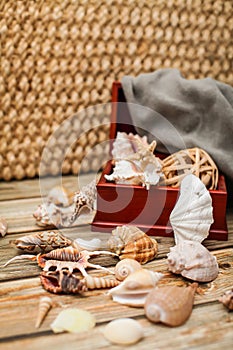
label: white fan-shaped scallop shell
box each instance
[167,240,219,282]
[108,269,164,307]
[170,174,213,243]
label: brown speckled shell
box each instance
[107,226,158,264]
[144,283,198,327]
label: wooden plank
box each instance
[0,248,232,339]
[0,174,95,201]
[0,301,232,349]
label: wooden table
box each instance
[0,174,233,350]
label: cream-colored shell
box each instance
[170,174,213,243]
[114,259,142,281]
[35,296,53,328]
[144,283,198,327]
[82,275,120,290]
[0,217,8,237]
[103,318,143,345]
[73,238,102,251]
[167,240,219,282]
[47,185,74,207]
[108,269,164,307]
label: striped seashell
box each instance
[10,231,72,253]
[115,259,142,281]
[144,283,198,327]
[40,270,88,294]
[35,296,53,328]
[82,275,120,290]
[107,226,158,264]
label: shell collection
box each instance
[144,283,198,327]
[107,225,158,264]
[219,289,233,311]
[105,132,163,189]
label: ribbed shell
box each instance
[10,231,72,253]
[40,270,88,294]
[38,246,81,267]
[107,226,158,264]
[167,240,219,282]
[83,275,120,290]
[170,174,213,244]
[144,283,198,326]
[35,296,53,328]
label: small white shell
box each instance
[103,318,143,345]
[50,308,96,333]
[170,174,213,243]
[114,258,142,281]
[73,238,102,251]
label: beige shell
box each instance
[167,240,219,282]
[107,226,158,264]
[170,174,213,244]
[71,179,97,222]
[82,275,120,290]
[144,283,198,327]
[108,269,164,307]
[0,217,8,237]
[72,238,102,251]
[10,231,72,253]
[114,259,142,281]
[47,185,74,207]
[35,296,53,328]
[103,318,143,345]
[33,202,74,228]
[219,289,233,311]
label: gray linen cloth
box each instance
[121,69,233,182]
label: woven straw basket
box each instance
[1,0,232,180]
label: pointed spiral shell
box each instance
[83,275,120,290]
[114,259,142,281]
[35,296,53,328]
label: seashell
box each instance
[219,288,233,311]
[108,269,164,307]
[33,203,74,228]
[50,308,96,333]
[103,318,144,345]
[47,185,74,207]
[82,275,120,290]
[0,217,8,237]
[111,132,136,160]
[170,174,213,244]
[105,159,145,186]
[73,238,102,251]
[35,296,53,328]
[144,283,198,327]
[3,246,117,277]
[40,270,88,294]
[167,240,219,282]
[10,231,72,253]
[107,225,158,264]
[71,179,97,222]
[114,258,142,281]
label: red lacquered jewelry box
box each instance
[91,82,228,240]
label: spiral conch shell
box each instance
[167,240,219,282]
[35,296,53,328]
[144,283,198,327]
[108,269,164,307]
[107,226,158,264]
[170,174,213,244]
[114,259,142,281]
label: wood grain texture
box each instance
[0,175,232,349]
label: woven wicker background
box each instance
[1,0,232,180]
